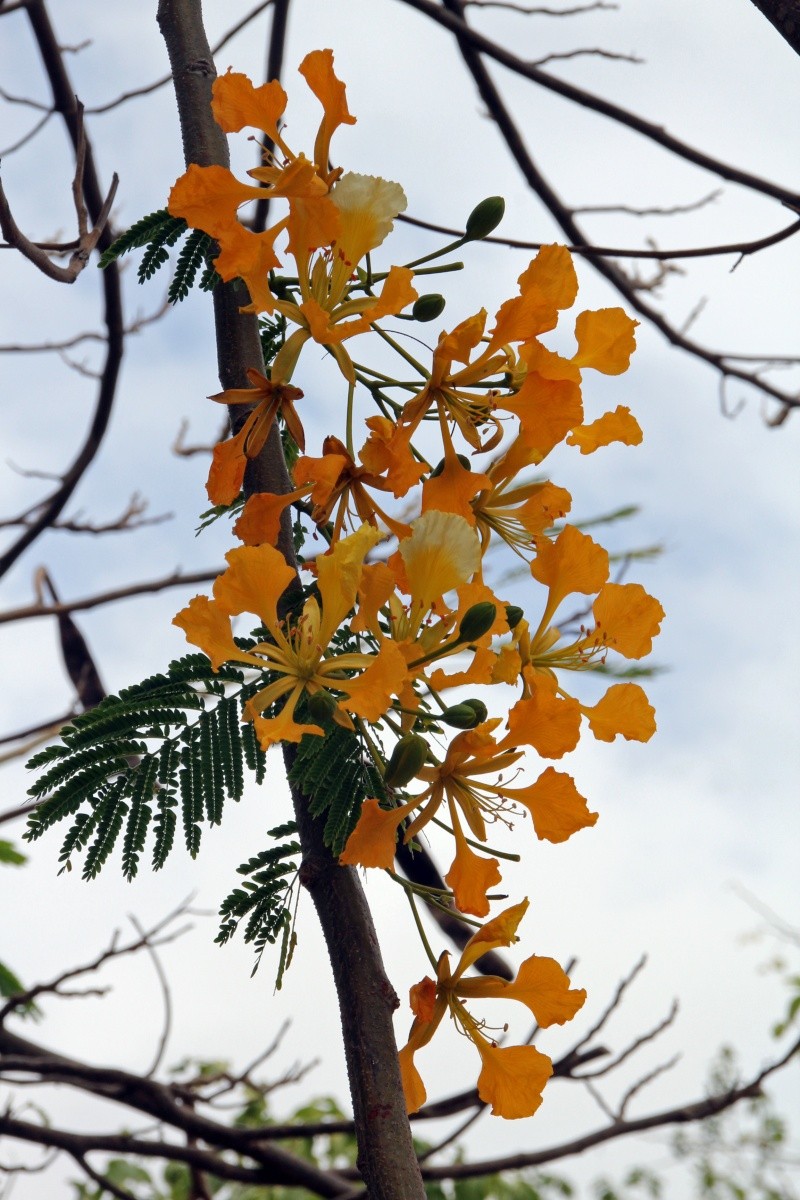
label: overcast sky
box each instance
[1,1,798,1194]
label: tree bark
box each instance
[748,0,800,57]
[156,3,425,1194]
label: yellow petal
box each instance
[400,511,481,612]
[206,424,249,506]
[455,899,530,976]
[316,524,385,645]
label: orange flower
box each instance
[341,719,596,915]
[398,900,586,1118]
[173,525,407,749]
[205,369,304,506]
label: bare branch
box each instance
[530,47,643,67]
[0,109,53,156]
[573,189,723,216]
[395,0,800,208]
[0,299,169,354]
[464,1,619,13]
[85,0,276,115]
[0,567,222,627]
[0,105,118,283]
[617,1053,681,1119]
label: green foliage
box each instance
[24,652,267,881]
[0,838,26,866]
[98,208,220,299]
[287,713,386,857]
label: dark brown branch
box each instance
[155,2,425,1195]
[0,568,222,627]
[419,1032,800,1182]
[0,105,118,282]
[252,0,291,234]
[748,0,800,57]
[0,0,125,579]
[433,0,799,416]
[399,209,800,261]
[395,0,800,208]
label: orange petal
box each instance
[211,70,288,139]
[172,595,264,672]
[583,682,656,742]
[213,543,296,634]
[338,639,408,722]
[168,163,262,237]
[422,451,491,525]
[360,416,427,498]
[338,797,408,869]
[461,956,586,1027]
[530,524,609,615]
[398,1043,428,1115]
[456,899,530,976]
[409,976,438,1021]
[572,308,638,375]
[502,373,583,462]
[514,767,598,843]
[444,823,502,918]
[516,483,572,536]
[502,676,581,759]
[298,48,357,175]
[488,245,577,350]
[592,582,665,659]
[206,425,249,506]
[233,490,303,546]
[213,221,283,314]
[249,702,323,751]
[475,1041,553,1119]
[567,405,643,454]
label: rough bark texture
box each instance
[748,0,800,56]
[156,3,426,1194]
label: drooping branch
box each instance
[430,0,799,418]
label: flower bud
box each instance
[464,196,505,241]
[412,294,446,323]
[306,691,338,724]
[441,703,481,729]
[463,698,488,723]
[384,733,429,788]
[505,605,524,630]
[458,602,497,642]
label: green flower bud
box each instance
[306,691,338,724]
[458,602,497,642]
[505,605,524,630]
[384,733,429,788]
[463,698,488,724]
[464,196,506,241]
[441,703,481,730]
[412,294,446,323]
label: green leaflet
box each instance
[24,652,267,881]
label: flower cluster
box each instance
[171,51,663,1120]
